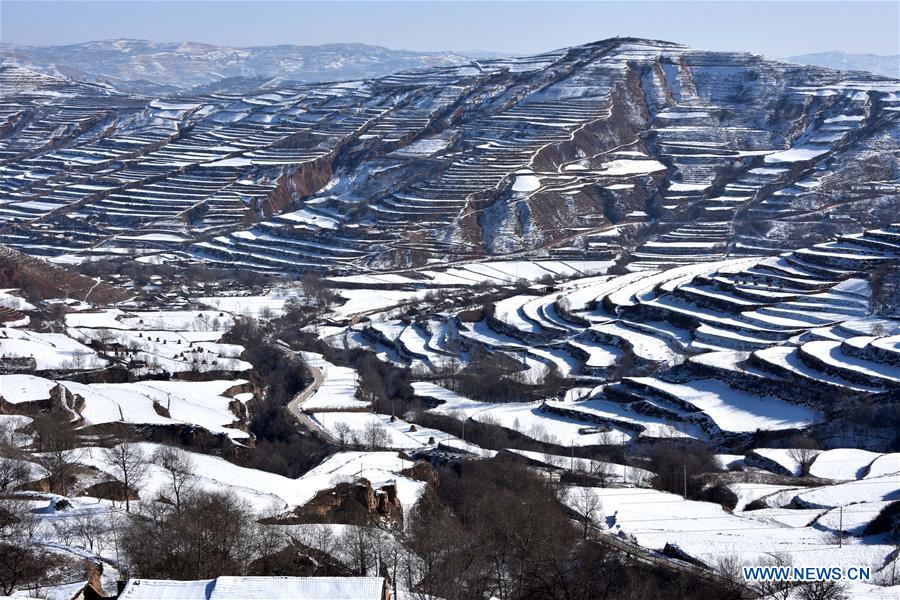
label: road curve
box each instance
[286,364,337,444]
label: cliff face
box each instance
[261,155,335,218]
[290,479,404,527]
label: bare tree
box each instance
[569,487,603,539]
[0,498,53,594]
[713,554,755,600]
[590,461,614,488]
[333,422,352,450]
[0,422,30,492]
[301,272,338,310]
[787,436,820,477]
[33,412,80,496]
[53,510,106,555]
[153,446,196,513]
[102,441,148,512]
[797,580,847,600]
[122,489,260,578]
[754,553,798,600]
[362,421,390,450]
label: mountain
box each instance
[0,37,898,274]
[0,39,481,93]
[1,37,899,598]
[784,51,899,78]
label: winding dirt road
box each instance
[286,364,337,443]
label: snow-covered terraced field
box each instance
[3,37,896,275]
[564,485,900,585]
[330,225,899,449]
[1,36,899,597]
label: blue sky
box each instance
[2,1,898,57]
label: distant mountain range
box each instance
[3,41,896,95]
[0,39,490,94]
[784,51,899,78]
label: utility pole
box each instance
[683,464,687,500]
[571,442,574,471]
[622,432,627,484]
[839,506,843,548]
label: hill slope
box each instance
[785,51,899,78]
[0,39,480,93]
[0,38,897,274]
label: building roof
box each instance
[118,577,385,600]
[118,579,212,600]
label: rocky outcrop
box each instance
[289,478,404,527]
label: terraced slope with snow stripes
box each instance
[326,226,899,446]
[2,38,897,271]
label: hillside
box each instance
[0,37,897,276]
[0,37,899,599]
[785,51,899,79]
[0,39,480,93]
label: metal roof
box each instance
[118,577,385,600]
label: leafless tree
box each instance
[123,489,262,578]
[153,446,196,513]
[590,461,614,487]
[362,421,390,450]
[102,441,148,512]
[0,498,54,594]
[787,436,820,477]
[754,553,798,600]
[333,422,352,450]
[33,412,80,496]
[796,580,847,600]
[0,423,29,492]
[713,554,755,600]
[570,487,603,539]
[53,510,106,555]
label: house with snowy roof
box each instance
[115,576,389,600]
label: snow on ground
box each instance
[764,147,830,163]
[414,382,632,446]
[727,482,802,511]
[0,374,57,403]
[0,288,35,310]
[81,444,425,517]
[512,173,541,192]
[750,448,809,477]
[311,408,494,457]
[60,307,251,376]
[60,379,251,440]
[599,159,666,176]
[299,351,368,411]
[332,289,433,318]
[0,327,106,370]
[816,501,895,536]
[792,475,899,508]
[198,291,301,319]
[506,449,654,485]
[328,260,612,288]
[0,414,34,447]
[808,449,883,481]
[548,397,700,441]
[564,486,898,574]
[470,401,624,447]
[412,381,494,418]
[865,453,900,479]
[627,378,819,432]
